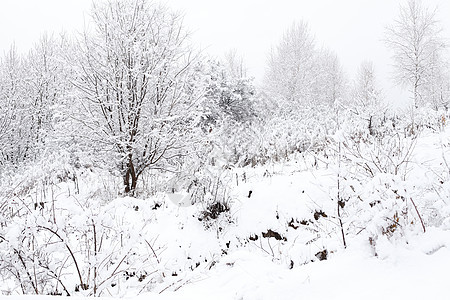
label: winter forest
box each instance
[1,0,450,298]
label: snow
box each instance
[2,0,450,297]
[2,229,450,300]
[3,127,450,299]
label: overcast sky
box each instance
[0,0,449,104]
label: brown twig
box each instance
[410,198,426,233]
[38,225,86,289]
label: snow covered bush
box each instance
[0,153,158,296]
[197,59,261,167]
[318,105,449,249]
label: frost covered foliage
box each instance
[199,59,260,167]
[0,155,163,296]
[125,58,255,207]
[0,38,69,167]
[0,153,227,296]
[326,107,450,243]
[259,104,336,163]
[174,60,261,205]
[202,60,256,125]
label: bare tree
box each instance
[316,48,346,106]
[385,0,446,108]
[223,49,246,79]
[353,61,381,108]
[264,21,316,107]
[0,36,70,168]
[0,46,30,165]
[264,22,346,111]
[70,0,203,194]
[422,52,450,110]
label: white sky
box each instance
[1,0,449,104]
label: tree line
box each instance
[0,0,448,194]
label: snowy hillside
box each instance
[2,126,450,299]
[2,0,450,299]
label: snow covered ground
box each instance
[148,230,450,300]
[2,127,450,299]
[2,229,450,300]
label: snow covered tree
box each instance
[353,61,381,108]
[315,48,346,106]
[264,21,346,111]
[189,59,259,169]
[0,46,31,165]
[385,0,446,108]
[223,49,246,79]
[261,22,346,161]
[421,52,450,110]
[25,35,71,154]
[348,61,387,136]
[70,0,203,194]
[203,60,255,126]
[265,21,316,108]
[0,36,69,168]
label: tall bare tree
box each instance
[316,48,346,106]
[223,49,246,79]
[353,61,381,108]
[385,0,446,108]
[265,21,316,107]
[264,21,345,112]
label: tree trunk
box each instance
[123,158,138,195]
[124,169,131,194]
